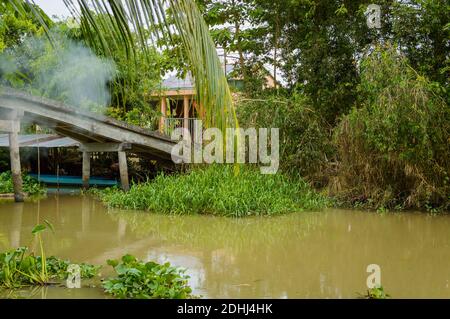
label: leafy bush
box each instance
[103,254,192,299]
[94,165,329,216]
[236,93,334,187]
[332,45,450,211]
[0,171,46,196]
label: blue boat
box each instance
[28,174,119,187]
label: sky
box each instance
[33,0,72,19]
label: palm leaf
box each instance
[8,0,237,131]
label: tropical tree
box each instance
[0,0,51,51]
[7,0,236,131]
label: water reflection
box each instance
[0,195,449,298]
[10,203,23,248]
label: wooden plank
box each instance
[80,143,132,153]
[159,96,167,133]
[183,95,190,129]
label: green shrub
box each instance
[236,93,334,187]
[0,171,46,196]
[103,254,192,299]
[95,165,329,217]
[332,45,450,211]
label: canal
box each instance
[0,195,449,298]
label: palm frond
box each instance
[8,0,237,131]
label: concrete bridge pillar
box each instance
[118,151,129,191]
[9,125,23,202]
[0,110,24,202]
[80,143,131,192]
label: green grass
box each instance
[94,165,329,217]
[0,171,46,196]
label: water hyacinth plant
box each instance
[103,254,193,299]
[0,222,99,289]
[0,171,46,196]
[94,165,329,217]
[0,248,100,289]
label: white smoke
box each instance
[0,30,116,113]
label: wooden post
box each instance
[159,96,167,133]
[9,123,23,202]
[82,151,90,189]
[118,151,129,191]
[198,101,204,121]
[183,95,189,130]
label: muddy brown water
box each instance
[0,195,449,299]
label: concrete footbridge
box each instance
[0,88,177,201]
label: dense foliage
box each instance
[332,46,450,211]
[199,0,449,119]
[103,254,193,299]
[237,93,334,187]
[94,165,328,216]
[0,171,46,196]
[0,0,51,52]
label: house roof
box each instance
[156,62,282,96]
[160,65,238,91]
[161,73,195,90]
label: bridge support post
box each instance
[118,151,129,191]
[82,151,90,189]
[9,123,24,202]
